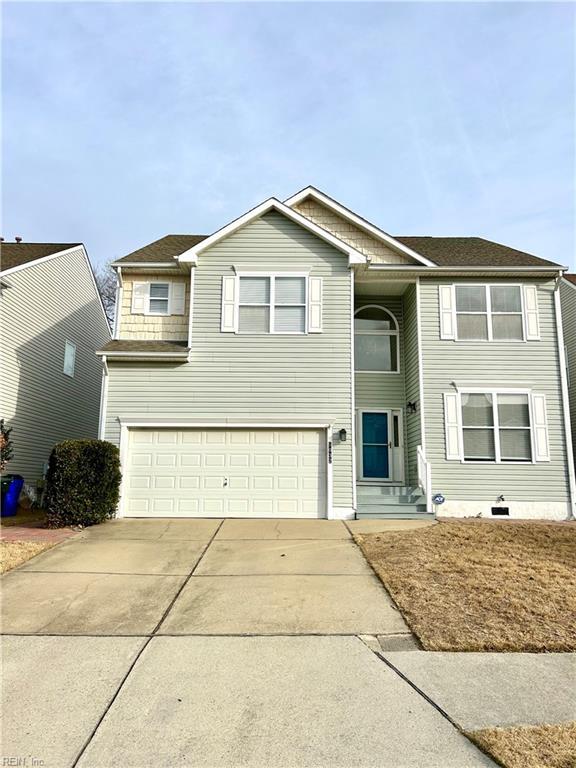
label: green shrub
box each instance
[45,440,121,528]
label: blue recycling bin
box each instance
[1,474,24,517]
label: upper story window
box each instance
[238,275,307,334]
[456,285,523,341]
[63,340,76,377]
[354,306,399,372]
[130,281,186,316]
[461,392,532,462]
[439,284,540,342]
[149,283,170,315]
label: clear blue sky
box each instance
[3,2,575,268]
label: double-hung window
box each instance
[148,283,170,315]
[455,285,524,341]
[461,392,532,462]
[238,275,307,334]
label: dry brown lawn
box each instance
[0,540,56,573]
[468,722,576,768]
[355,520,576,651]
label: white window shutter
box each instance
[131,282,149,314]
[221,276,237,332]
[523,285,540,340]
[531,393,550,461]
[308,276,323,333]
[439,285,455,339]
[444,392,462,460]
[171,282,186,315]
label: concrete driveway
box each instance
[1,518,500,767]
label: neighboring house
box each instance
[560,274,576,468]
[1,242,111,486]
[98,188,575,521]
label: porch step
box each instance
[356,503,432,520]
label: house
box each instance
[1,242,111,487]
[97,188,575,521]
[560,274,576,469]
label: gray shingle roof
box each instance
[563,273,576,285]
[114,235,206,264]
[1,242,81,272]
[114,232,561,269]
[99,340,188,354]
[395,237,561,268]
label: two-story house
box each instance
[98,188,575,521]
[1,242,111,487]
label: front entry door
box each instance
[359,411,391,480]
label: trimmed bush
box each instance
[45,440,121,528]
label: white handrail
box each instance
[417,445,432,514]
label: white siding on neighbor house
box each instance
[105,211,354,510]
[419,277,571,515]
[0,248,111,482]
[560,279,576,464]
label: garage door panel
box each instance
[125,429,326,518]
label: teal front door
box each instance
[360,411,391,480]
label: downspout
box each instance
[553,273,576,520]
[98,355,109,440]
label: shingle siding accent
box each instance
[294,199,413,265]
[0,247,110,481]
[560,279,576,465]
[119,272,190,341]
[419,277,570,507]
[105,211,354,509]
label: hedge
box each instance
[45,440,121,528]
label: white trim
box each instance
[367,265,566,272]
[329,507,355,520]
[554,283,576,518]
[284,186,437,267]
[416,279,426,454]
[354,304,400,372]
[111,262,182,269]
[357,409,393,481]
[116,422,332,520]
[326,429,334,519]
[187,266,196,348]
[113,267,123,339]
[119,418,332,428]
[98,356,109,439]
[96,350,188,360]
[177,197,366,266]
[350,272,357,512]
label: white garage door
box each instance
[124,428,327,518]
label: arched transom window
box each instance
[354,305,399,372]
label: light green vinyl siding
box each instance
[402,284,421,486]
[420,277,570,502]
[105,211,354,508]
[0,248,111,481]
[560,279,576,463]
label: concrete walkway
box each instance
[2,518,569,767]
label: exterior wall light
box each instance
[339,428,347,442]
[407,401,417,414]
